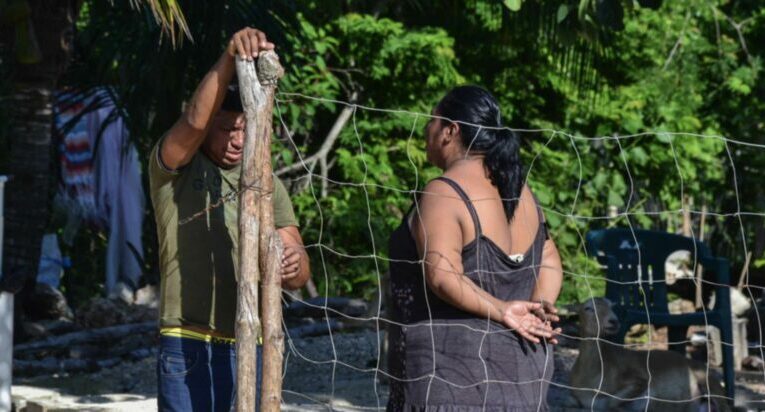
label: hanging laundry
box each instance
[54,93,100,227]
[36,233,70,289]
[92,100,145,293]
[54,88,145,294]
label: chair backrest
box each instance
[585,228,713,314]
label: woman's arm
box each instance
[531,237,563,306]
[412,180,555,343]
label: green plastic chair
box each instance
[585,228,735,400]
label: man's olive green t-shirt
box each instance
[149,141,297,337]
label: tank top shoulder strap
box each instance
[433,177,483,236]
[528,189,550,241]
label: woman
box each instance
[387,86,564,411]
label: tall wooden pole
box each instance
[255,52,286,412]
[235,50,284,412]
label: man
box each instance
[149,27,310,411]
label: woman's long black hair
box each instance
[436,85,523,222]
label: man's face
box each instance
[202,110,246,168]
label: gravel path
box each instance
[12,331,765,411]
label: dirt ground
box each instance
[11,330,765,411]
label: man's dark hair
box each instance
[220,81,243,113]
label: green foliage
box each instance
[61,0,764,306]
[503,0,523,13]
[275,13,462,298]
[275,0,763,303]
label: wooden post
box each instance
[695,203,707,309]
[737,251,752,290]
[254,52,285,412]
[235,51,284,412]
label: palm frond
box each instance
[128,0,192,47]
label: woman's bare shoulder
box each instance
[420,178,461,205]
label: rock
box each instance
[22,401,48,412]
[24,283,73,321]
[134,284,158,308]
[626,323,648,338]
[21,322,49,340]
[742,355,765,371]
[107,281,135,305]
[75,297,156,329]
[668,298,695,314]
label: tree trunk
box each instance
[0,1,79,293]
[1,87,52,293]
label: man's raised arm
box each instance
[160,27,274,170]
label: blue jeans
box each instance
[157,336,262,411]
